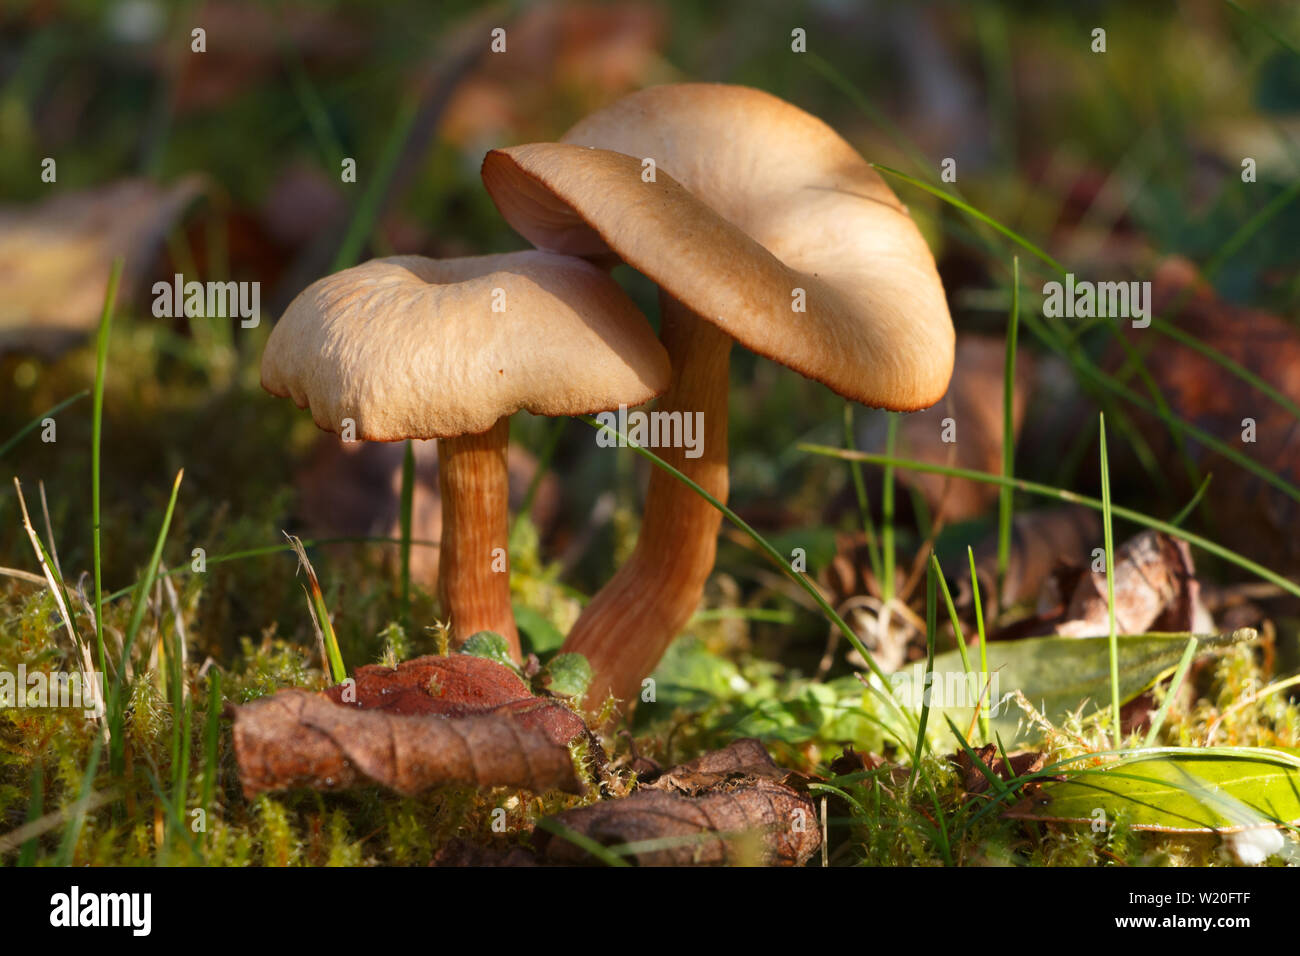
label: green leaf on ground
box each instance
[1007,748,1300,832]
[886,630,1256,745]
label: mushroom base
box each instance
[438,418,521,660]
[562,294,731,715]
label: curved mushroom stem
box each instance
[437,417,521,660]
[562,292,730,715]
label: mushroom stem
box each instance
[437,417,521,660]
[562,293,731,713]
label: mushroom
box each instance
[261,251,670,661]
[480,83,954,709]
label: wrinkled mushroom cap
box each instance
[262,251,670,441]
[481,83,954,411]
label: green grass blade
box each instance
[535,817,629,867]
[1099,414,1121,743]
[1022,309,1300,505]
[908,558,939,792]
[1225,0,1300,57]
[968,546,991,740]
[1169,474,1213,528]
[101,533,442,602]
[0,390,89,459]
[872,164,1065,274]
[201,668,222,817]
[842,403,883,587]
[998,256,1020,608]
[92,257,125,699]
[931,554,973,672]
[108,469,184,771]
[1144,636,1198,747]
[1151,317,1300,422]
[881,414,898,603]
[287,534,347,683]
[807,55,940,183]
[932,554,979,743]
[886,161,1300,434]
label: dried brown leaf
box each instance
[539,738,820,866]
[1055,530,1204,636]
[232,689,584,798]
[0,178,203,357]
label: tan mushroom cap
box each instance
[261,251,670,441]
[480,83,955,411]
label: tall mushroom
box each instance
[481,84,954,709]
[261,251,670,661]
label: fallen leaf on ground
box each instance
[432,738,821,866]
[535,738,820,866]
[233,691,584,797]
[232,654,593,798]
[432,839,541,867]
[1054,530,1207,637]
[1004,749,1300,833]
[0,178,203,357]
[323,653,591,750]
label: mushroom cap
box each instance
[480,83,954,411]
[261,251,670,441]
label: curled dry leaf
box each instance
[537,738,821,866]
[1054,529,1207,637]
[322,654,591,750]
[232,655,592,798]
[431,739,820,866]
[233,691,584,797]
[0,178,203,357]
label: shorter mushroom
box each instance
[262,251,670,660]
